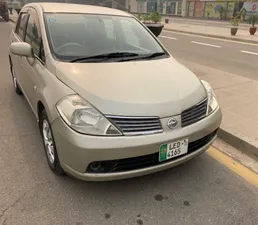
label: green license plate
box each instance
[159,139,188,162]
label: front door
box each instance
[22,8,46,115]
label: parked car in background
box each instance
[11,0,22,14]
[9,3,222,181]
[0,0,9,21]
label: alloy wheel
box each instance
[42,119,55,164]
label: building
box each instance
[128,0,258,19]
[184,1,258,19]
[128,0,184,15]
[7,0,257,19]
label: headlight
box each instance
[56,95,121,136]
[201,80,218,115]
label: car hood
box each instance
[55,58,207,117]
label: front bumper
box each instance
[51,107,222,181]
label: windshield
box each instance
[44,13,167,62]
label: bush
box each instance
[137,14,142,21]
[218,6,225,20]
[150,12,161,23]
[143,13,151,22]
[248,15,258,27]
[138,12,162,24]
[230,16,239,26]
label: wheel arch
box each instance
[37,98,58,125]
[37,101,45,121]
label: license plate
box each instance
[159,139,188,162]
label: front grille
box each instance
[86,130,217,173]
[181,98,208,127]
[106,116,163,135]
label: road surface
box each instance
[0,19,258,225]
[159,30,258,81]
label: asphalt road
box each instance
[159,30,258,80]
[1,20,258,225]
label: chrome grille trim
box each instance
[106,115,163,136]
[181,98,208,127]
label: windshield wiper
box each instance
[117,52,167,62]
[70,52,139,63]
[142,52,167,59]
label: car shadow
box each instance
[55,153,211,199]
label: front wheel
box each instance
[39,109,64,175]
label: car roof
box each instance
[31,2,132,16]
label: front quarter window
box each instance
[15,12,29,40]
[44,13,167,62]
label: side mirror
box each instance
[10,42,34,58]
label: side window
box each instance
[15,13,29,40]
[25,9,45,61]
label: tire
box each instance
[39,109,64,175]
[10,63,23,95]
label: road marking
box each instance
[191,41,221,48]
[207,146,258,187]
[241,50,258,56]
[159,35,178,40]
[162,30,258,47]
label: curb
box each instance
[163,28,258,45]
[218,127,258,159]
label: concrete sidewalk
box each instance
[161,16,250,27]
[163,22,258,44]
